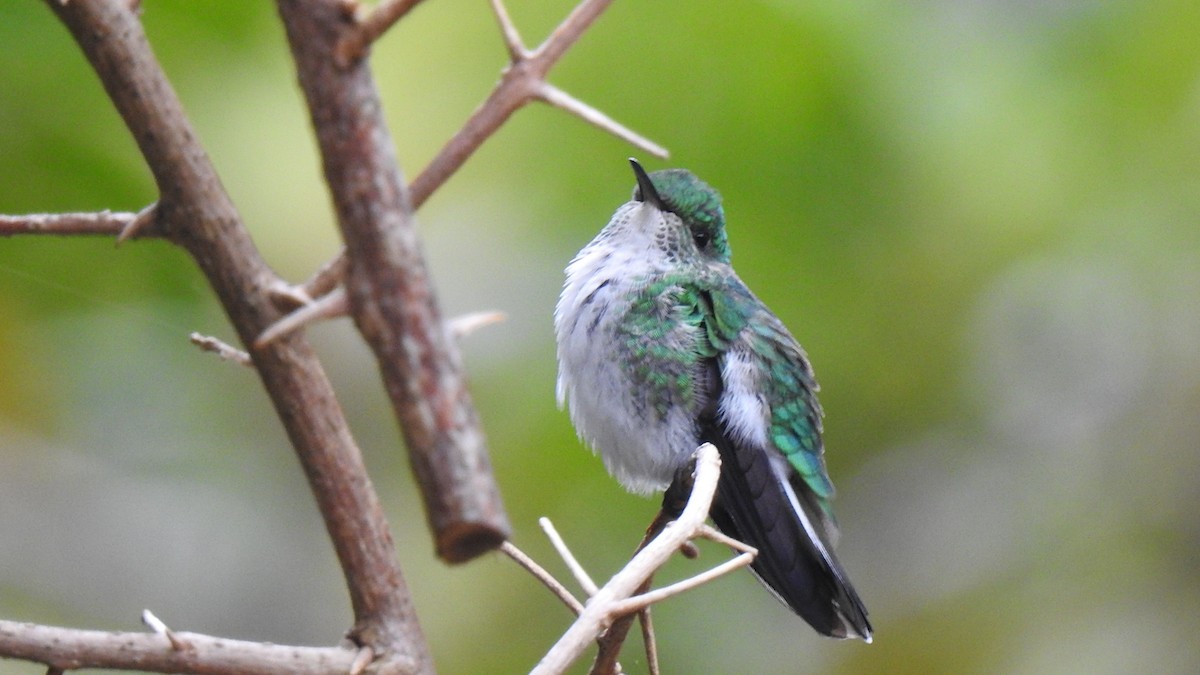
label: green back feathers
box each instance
[749,317,836,513]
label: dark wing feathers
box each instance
[686,276,871,640]
[702,410,871,640]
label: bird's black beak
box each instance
[629,158,665,210]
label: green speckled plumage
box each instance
[618,269,835,513]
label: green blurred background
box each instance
[2,1,1198,673]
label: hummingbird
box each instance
[554,159,872,641]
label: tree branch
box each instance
[275,0,512,565]
[0,208,149,238]
[530,444,740,675]
[408,0,666,210]
[40,0,432,670]
[260,0,666,346]
[0,619,362,675]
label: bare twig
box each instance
[534,82,668,158]
[591,575,652,675]
[0,209,145,238]
[190,332,253,367]
[540,517,599,596]
[500,540,586,616]
[532,444,729,675]
[0,619,362,675]
[640,608,660,675]
[611,549,756,617]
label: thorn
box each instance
[535,83,668,159]
[189,332,253,367]
[489,0,530,61]
[141,609,188,651]
[448,310,506,339]
[116,202,159,244]
[348,645,375,675]
[254,286,348,348]
[679,541,700,559]
[301,252,348,301]
[268,280,315,310]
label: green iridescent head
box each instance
[629,159,730,263]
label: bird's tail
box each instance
[707,434,872,641]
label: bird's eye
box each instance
[693,231,711,250]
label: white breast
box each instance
[554,203,701,494]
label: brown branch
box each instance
[259,0,664,347]
[275,0,511,564]
[0,619,360,675]
[0,208,145,238]
[500,540,587,616]
[408,0,666,210]
[41,0,431,671]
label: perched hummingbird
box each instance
[554,159,872,641]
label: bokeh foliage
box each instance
[2,1,1198,673]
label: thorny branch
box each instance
[3,0,670,672]
[505,445,757,675]
[0,207,152,238]
[0,618,360,675]
[269,0,668,332]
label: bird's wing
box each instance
[692,277,872,641]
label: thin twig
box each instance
[300,251,349,301]
[500,540,586,616]
[611,551,757,617]
[532,444,724,675]
[0,209,145,238]
[590,575,651,675]
[116,202,160,243]
[0,618,361,675]
[540,516,599,596]
[189,332,253,367]
[489,0,529,61]
[535,82,668,158]
[640,607,659,675]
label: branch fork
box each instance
[502,445,758,675]
[256,0,668,348]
